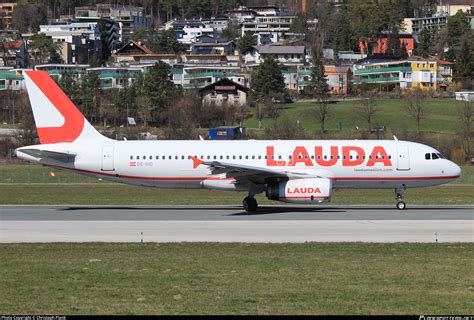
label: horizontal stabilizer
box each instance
[17,148,76,162]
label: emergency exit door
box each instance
[101,146,115,171]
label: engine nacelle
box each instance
[266,178,332,204]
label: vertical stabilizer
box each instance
[23,70,109,144]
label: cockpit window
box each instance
[437,153,445,159]
[425,153,431,160]
[432,153,439,160]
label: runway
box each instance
[1,205,473,243]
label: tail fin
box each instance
[23,70,109,144]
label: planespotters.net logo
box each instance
[420,316,474,320]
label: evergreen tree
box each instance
[237,33,257,53]
[416,28,434,57]
[251,57,285,102]
[147,29,186,53]
[455,35,473,89]
[144,61,181,124]
[309,57,330,134]
[309,57,329,102]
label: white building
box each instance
[243,45,306,66]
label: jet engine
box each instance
[266,178,332,204]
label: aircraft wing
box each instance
[202,160,319,184]
[17,148,76,163]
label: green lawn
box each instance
[1,164,473,205]
[0,243,472,315]
[243,98,467,134]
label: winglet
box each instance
[190,156,204,169]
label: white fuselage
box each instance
[18,139,461,191]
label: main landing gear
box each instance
[395,187,406,210]
[243,196,258,212]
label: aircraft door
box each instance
[101,145,115,171]
[397,144,410,171]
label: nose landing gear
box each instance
[395,187,406,210]
[243,196,258,212]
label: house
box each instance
[181,65,247,89]
[190,36,236,55]
[39,23,103,64]
[289,65,351,94]
[199,78,250,107]
[352,56,454,91]
[0,41,24,67]
[75,5,152,43]
[241,15,296,45]
[0,2,16,29]
[358,34,415,55]
[243,45,306,66]
[164,20,216,44]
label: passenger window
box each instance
[130,156,133,160]
[432,153,439,160]
[233,156,236,159]
[175,156,178,160]
[388,155,391,159]
[239,156,242,159]
[137,156,140,160]
[169,156,172,160]
[220,156,223,160]
[149,156,152,160]
[425,153,431,160]
[213,156,217,160]
[258,155,261,159]
[245,156,249,159]
[156,156,159,160]
[143,155,146,159]
[252,156,255,159]
[207,156,210,159]
[226,155,230,159]
[182,156,185,160]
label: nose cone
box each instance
[449,162,461,178]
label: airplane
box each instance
[15,70,461,212]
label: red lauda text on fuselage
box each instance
[287,187,321,194]
[266,146,392,167]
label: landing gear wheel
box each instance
[243,196,258,212]
[395,186,407,210]
[396,201,406,210]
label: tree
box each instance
[457,101,473,161]
[58,71,80,105]
[308,56,330,134]
[164,95,199,139]
[447,10,469,48]
[405,89,428,134]
[29,33,61,66]
[454,34,473,89]
[236,33,257,53]
[147,29,186,53]
[251,57,286,102]
[12,1,47,33]
[265,114,306,140]
[354,95,378,132]
[144,61,181,124]
[416,28,434,57]
[79,71,101,123]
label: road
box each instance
[1,205,472,243]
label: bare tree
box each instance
[405,89,428,134]
[458,100,473,161]
[265,114,306,140]
[165,94,199,140]
[354,95,379,132]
